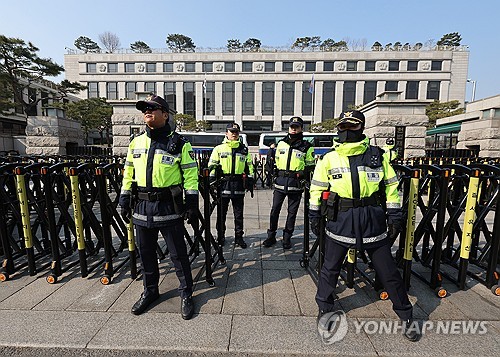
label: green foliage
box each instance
[0,35,86,117]
[371,41,382,51]
[242,38,261,52]
[437,32,462,47]
[130,41,152,53]
[425,100,465,128]
[320,38,336,51]
[166,34,196,52]
[64,98,113,144]
[174,113,211,132]
[310,118,339,133]
[74,36,101,53]
[292,37,311,51]
[227,39,242,52]
[309,36,321,49]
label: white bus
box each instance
[258,132,337,156]
[180,132,248,152]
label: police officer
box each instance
[309,110,419,341]
[263,116,315,249]
[208,122,254,248]
[119,95,198,320]
[383,137,398,162]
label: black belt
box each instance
[338,195,379,210]
[277,170,302,178]
[222,174,243,181]
[137,191,171,202]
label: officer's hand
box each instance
[388,221,403,242]
[120,207,132,224]
[184,208,198,224]
[310,218,321,236]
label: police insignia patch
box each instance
[189,151,195,160]
[161,155,174,165]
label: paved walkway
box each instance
[0,189,499,356]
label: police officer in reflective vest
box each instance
[309,110,419,341]
[119,95,198,320]
[208,122,254,248]
[383,137,398,162]
[263,116,315,249]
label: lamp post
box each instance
[467,79,476,102]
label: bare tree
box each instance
[98,31,121,53]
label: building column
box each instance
[274,81,283,123]
[355,81,364,107]
[334,81,344,118]
[215,81,223,118]
[420,81,428,100]
[176,82,184,114]
[441,81,450,101]
[314,81,324,124]
[235,81,243,125]
[195,82,203,120]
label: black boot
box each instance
[235,236,247,248]
[181,296,194,320]
[403,319,421,342]
[263,232,276,247]
[131,291,159,315]
[282,236,292,249]
[218,234,226,247]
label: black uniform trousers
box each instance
[268,190,302,241]
[216,196,244,238]
[135,222,193,299]
[316,238,413,321]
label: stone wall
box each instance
[457,118,500,158]
[25,116,83,155]
[361,97,430,158]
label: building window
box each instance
[347,61,357,71]
[406,81,419,99]
[262,82,275,115]
[282,81,295,116]
[41,91,49,107]
[427,81,440,100]
[203,62,213,72]
[26,88,37,116]
[363,81,377,104]
[125,82,136,99]
[164,82,176,110]
[242,82,254,115]
[305,61,316,72]
[431,60,442,71]
[323,61,334,71]
[185,62,195,72]
[242,62,253,72]
[86,63,96,73]
[145,82,156,93]
[108,63,118,73]
[125,63,135,73]
[183,82,195,116]
[389,61,400,71]
[146,63,156,72]
[87,82,99,98]
[342,81,356,111]
[265,62,275,72]
[365,61,375,71]
[224,62,235,72]
[283,62,293,72]
[106,82,118,100]
[203,82,215,115]
[407,60,418,71]
[302,82,313,115]
[222,82,235,115]
[163,63,173,72]
[385,81,398,91]
[322,81,335,119]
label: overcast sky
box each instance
[1,0,498,101]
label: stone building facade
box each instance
[64,46,469,149]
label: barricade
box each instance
[301,160,500,298]
[0,154,225,289]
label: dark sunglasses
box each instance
[141,105,162,113]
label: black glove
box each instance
[184,194,199,224]
[120,207,132,224]
[388,221,403,242]
[246,177,255,198]
[311,218,321,236]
